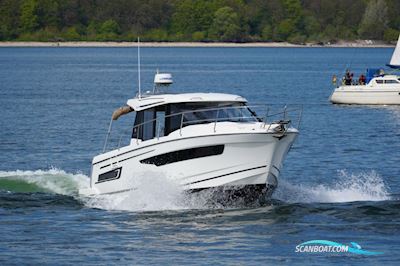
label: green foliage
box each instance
[283,0,303,24]
[96,19,120,40]
[275,19,296,41]
[288,33,306,44]
[171,0,216,36]
[36,0,59,29]
[63,27,80,41]
[261,25,272,41]
[0,0,399,43]
[86,21,99,38]
[209,6,242,42]
[0,0,21,40]
[303,15,320,36]
[192,31,206,41]
[358,0,389,39]
[384,28,400,42]
[100,19,120,35]
[144,29,169,41]
[20,0,39,33]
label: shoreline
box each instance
[0,41,394,48]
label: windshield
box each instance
[168,102,259,132]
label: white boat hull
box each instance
[330,85,400,105]
[80,122,298,198]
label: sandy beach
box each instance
[0,40,395,48]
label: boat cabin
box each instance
[372,76,400,85]
[126,93,258,141]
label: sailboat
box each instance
[330,35,400,105]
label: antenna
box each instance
[137,37,141,99]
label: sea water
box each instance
[0,47,399,264]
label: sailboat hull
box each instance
[330,85,400,105]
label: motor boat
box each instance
[330,35,400,105]
[79,70,300,201]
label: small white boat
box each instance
[330,35,400,105]
[79,71,301,201]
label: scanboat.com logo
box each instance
[295,240,383,255]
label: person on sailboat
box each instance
[344,69,353,85]
[358,74,366,85]
[332,74,337,87]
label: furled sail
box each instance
[112,106,133,120]
[388,34,400,69]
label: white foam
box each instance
[0,168,391,211]
[83,172,191,211]
[273,170,391,203]
[0,168,208,211]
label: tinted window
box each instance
[133,107,165,141]
[140,145,224,166]
[165,102,258,135]
[384,80,399,84]
[376,80,383,84]
[97,167,122,183]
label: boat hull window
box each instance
[140,145,224,166]
[97,167,122,183]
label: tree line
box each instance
[1,0,399,43]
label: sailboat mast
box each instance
[137,37,142,99]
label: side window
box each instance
[376,80,383,84]
[132,108,156,141]
[384,80,400,84]
[165,104,183,135]
[142,110,155,140]
[132,111,143,139]
[156,111,165,137]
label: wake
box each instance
[0,168,392,211]
[273,170,390,203]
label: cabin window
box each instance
[384,80,399,84]
[132,102,259,140]
[376,80,384,84]
[156,111,165,137]
[132,107,166,141]
[140,145,224,166]
[164,102,258,135]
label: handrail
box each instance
[103,104,303,152]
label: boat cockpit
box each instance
[131,101,260,141]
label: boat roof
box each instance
[127,93,247,111]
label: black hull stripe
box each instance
[119,150,155,163]
[96,183,269,196]
[186,165,267,185]
[94,132,297,166]
[99,150,154,168]
[100,188,132,195]
[189,183,267,193]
